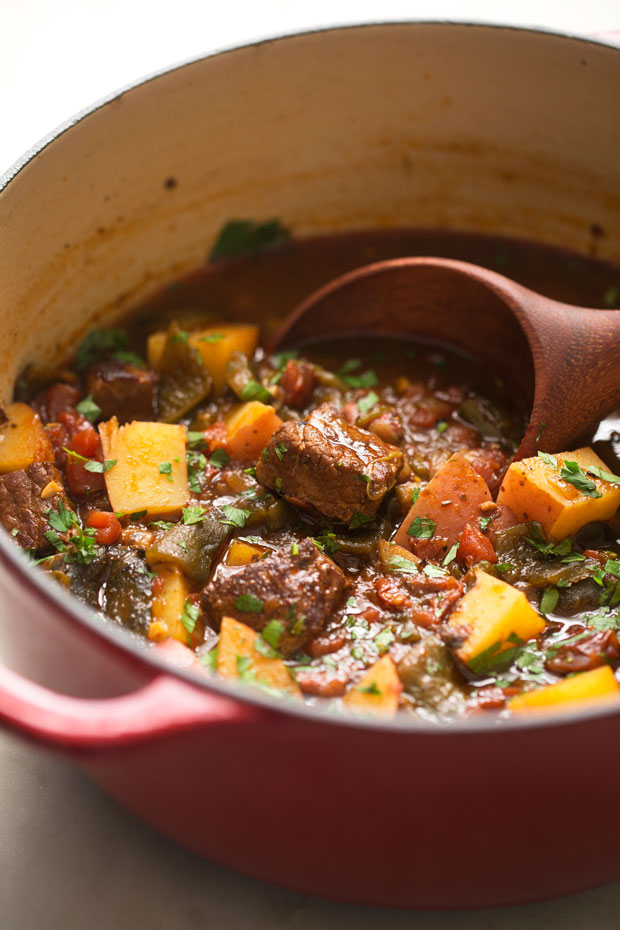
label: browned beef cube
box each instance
[203,537,346,656]
[256,404,404,523]
[85,359,158,422]
[0,463,69,550]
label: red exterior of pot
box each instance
[2,546,620,908]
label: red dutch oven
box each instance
[1,23,620,909]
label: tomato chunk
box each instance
[86,510,122,545]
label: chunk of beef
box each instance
[85,358,158,422]
[256,404,404,523]
[203,537,346,656]
[0,463,69,549]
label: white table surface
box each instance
[1,3,620,927]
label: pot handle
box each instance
[0,664,261,752]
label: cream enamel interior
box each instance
[0,23,619,404]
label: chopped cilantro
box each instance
[182,506,207,525]
[357,391,379,415]
[559,460,602,498]
[74,328,128,370]
[539,586,559,615]
[262,619,285,649]
[209,447,230,469]
[76,394,102,423]
[411,486,420,505]
[240,381,272,403]
[442,542,459,566]
[201,647,218,670]
[187,431,207,449]
[209,219,290,261]
[234,593,264,613]
[272,349,299,370]
[274,442,288,460]
[181,599,200,640]
[275,477,283,494]
[158,462,173,481]
[387,554,419,574]
[586,464,620,486]
[356,681,382,695]
[198,332,226,343]
[537,451,558,470]
[219,504,250,528]
[349,510,374,530]
[114,349,145,368]
[290,541,299,556]
[436,420,448,434]
[374,629,394,654]
[407,516,436,539]
[535,422,547,442]
[342,370,379,389]
[423,563,447,578]
[479,515,492,531]
[130,510,147,521]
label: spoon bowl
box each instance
[272,257,620,459]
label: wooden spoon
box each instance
[271,257,620,459]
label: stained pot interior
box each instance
[0,23,619,402]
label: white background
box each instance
[1,2,620,929]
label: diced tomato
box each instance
[468,447,509,495]
[203,420,229,452]
[65,422,105,496]
[306,632,347,658]
[295,668,347,697]
[375,576,413,610]
[458,522,497,568]
[86,510,122,545]
[280,360,316,409]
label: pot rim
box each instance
[2,20,620,737]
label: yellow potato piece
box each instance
[99,417,189,518]
[343,655,402,718]
[0,403,53,472]
[447,569,545,668]
[377,539,421,570]
[217,616,301,699]
[225,401,282,463]
[497,447,620,541]
[509,666,620,713]
[225,539,266,566]
[149,565,191,644]
[147,324,259,394]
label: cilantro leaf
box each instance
[209,219,290,261]
[159,462,173,481]
[559,460,602,498]
[586,464,620,486]
[209,447,230,469]
[262,619,285,649]
[407,516,436,540]
[387,554,419,574]
[539,586,559,615]
[357,391,379,415]
[348,510,374,530]
[240,381,272,403]
[234,593,264,613]
[75,394,102,423]
[219,504,250,528]
[74,328,128,370]
[182,506,207,525]
[537,451,558,470]
[181,599,200,639]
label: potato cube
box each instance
[225,539,267,566]
[147,324,259,394]
[217,616,302,699]
[509,666,620,713]
[377,539,421,570]
[342,655,402,717]
[394,453,492,560]
[497,446,620,540]
[0,403,53,473]
[149,565,192,644]
[447,569,545,669]
[225,401,282,463]
[99,417,189,518]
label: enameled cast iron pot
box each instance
[1,23,620,909]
